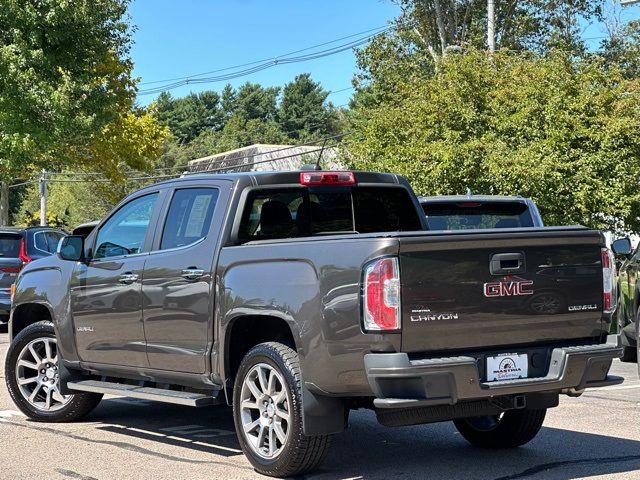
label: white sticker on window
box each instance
[184,194,212,237]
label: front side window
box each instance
[94,193,158,259]
[160,188,219,250]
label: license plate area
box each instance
[486,353,528,381]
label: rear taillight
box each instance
[363,257,401,331]
[0,266,21,274]
[601,247,616,314]
[18,238,31,266]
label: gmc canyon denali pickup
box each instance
[5,171,623,477]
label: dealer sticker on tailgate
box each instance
[486,353,528,381]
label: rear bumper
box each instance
[365,335,623,409]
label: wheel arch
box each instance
[10,302,54,341]
[223,314,298,386]
[223,314,347,436]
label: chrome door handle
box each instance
[119,272,139,284]
[181,268,205,280]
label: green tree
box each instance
[278,73,339,141]
[391,0,603,56]
[600,20,640,80]
[231,82,281,122]
[0,0,166,224]
[344,50,640,233]
[154,90,222,143]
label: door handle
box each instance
[490,252,526,275]
[119,272,139,284]
[181,268,205,280]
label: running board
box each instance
[67,380,218,407]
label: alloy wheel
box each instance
[15,337,71,412]
[239,363,291,459]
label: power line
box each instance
[49,97,358,178]
[138,25,390,87]
[150,131,353,174]
[40,131,355,183]
[137,29,392,96]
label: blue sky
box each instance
[129,0,401,106]
[129,1,640,107]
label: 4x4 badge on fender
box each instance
[483,276,533,297]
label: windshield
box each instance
[422,201,534,230]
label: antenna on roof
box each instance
[466,187,473,198]
[314,138,328,171]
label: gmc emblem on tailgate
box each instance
[483,277,533,297]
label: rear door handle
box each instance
[181,268,205,280]
[119,272,139,284]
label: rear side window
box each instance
[239,186,422,241]
[422,201,534,230]
[34,231,50,253]
[0,234,20,258]
[160,188,219,250]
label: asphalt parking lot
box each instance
[0,325,638,480]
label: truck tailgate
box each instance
[399,227,605,353]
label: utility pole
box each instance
[39,169,47,226]
[487,0,496,53]
[0,181,8,226]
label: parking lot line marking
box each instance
[192,441,243,453]
[166,435,193,443]
[126,427,166,437]
[161,425,207,433]
[0,410,25,418]
[599,384,640,391]
[160,425,235,437]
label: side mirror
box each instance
[57,235,85,261]
[611,237,632,256]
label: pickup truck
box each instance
[419,194,544,230]
[4,170,623,477]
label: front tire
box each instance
[620,312,639,363]
[5,321,102,422]
[232,342,331,478]
[453,409,546,448]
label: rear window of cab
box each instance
[238,186,423,241]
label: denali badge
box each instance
[76,326,94,333]
[568,304,598,312]
[411,313,459,322]
[484,277,533,297]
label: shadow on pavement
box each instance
[87,397,242,457]
[0,323,8,334]
[76,400,640,479]
[309,410,640,480]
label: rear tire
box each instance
[453,408,546,449]
[621,346,637,363]
[5,321,102,422]
[232,342,331,478]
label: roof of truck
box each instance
[153,170,405,188]
[419,195,531,203]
